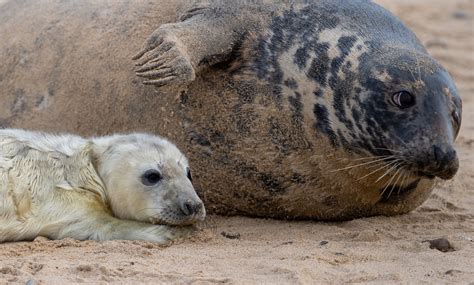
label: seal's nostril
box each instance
[181,200,202,216]
[427,144,458,179]
[182,201,192,216]
[445,149,457,164]
[433,145,441,162]
[432,144,457,166]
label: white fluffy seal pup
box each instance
[0,129,205,244]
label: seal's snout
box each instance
[432,144,459,179]
[419,144,459,180]
[180,200,204,216]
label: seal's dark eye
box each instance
[391,91,415,109]
[186,167,193,182]
[452,110,461,126]
[452,110,461,137]
[141,169,163,186]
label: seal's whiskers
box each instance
[137,207,169,215]
[331,156,396,173]
[397,173,410,196]
[373,147,403,154]
[375,162,402,183]
[380,166,403,197]
[356,159,401,182]
[350,155,397,161]
[385,167,406,199]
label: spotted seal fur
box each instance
[0,129,204,243]
[0,0,462,220]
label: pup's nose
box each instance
[421,144,459,180]
[180,200,203,216]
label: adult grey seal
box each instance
[0,129,204,243]
[0,0,462,220]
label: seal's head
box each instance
[352,49,462,181]
[93,133,205,226]
[240,1,462,185]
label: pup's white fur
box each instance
[0,129,205,244]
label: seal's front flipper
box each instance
[133,24,195,90]
[133,2,277,91]
[54,212,197,244]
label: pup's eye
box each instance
[186,167,193,182]
[391,91,415,109]
[141,169,163,186]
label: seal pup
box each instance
[0,129,205,243]
[0,0,462,219]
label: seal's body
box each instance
[0,0,462,219]
[0,129,204,243]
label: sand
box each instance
[1,0,473,284]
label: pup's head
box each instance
[92,133,205,225]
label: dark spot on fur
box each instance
[0,118,11,129]
[333,63,358,139]
[294,47,310,69]
[188,131,211,147]
[259,173,286,194]
[288,92,304,123]
[271,85,284,106]
[179,91,189,105]
[232,160,287,195]
[232,105,259,135]
[268,113,311,153]
[313,104,338,146]
[214,152,232,166]
[351,107,366,136]
[351,107,361,122]
[307,43,330,87]
[35,96,45,108]
[337,129,350,150]
[291,173,306,184]
[234,161,259,179]
[210,130,226,144]
[253,38,271,80]
[229,80,263,135]
[200,51,234,68]
[235,81,258,104]
[321,195,338,207]
[314,89,323,97]
[11,89,27,115]
[268,118,292,153]
[330,36,356,82]
[46,86,54,97]
[284,78,298,90]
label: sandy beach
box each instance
[0,0,473,284]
